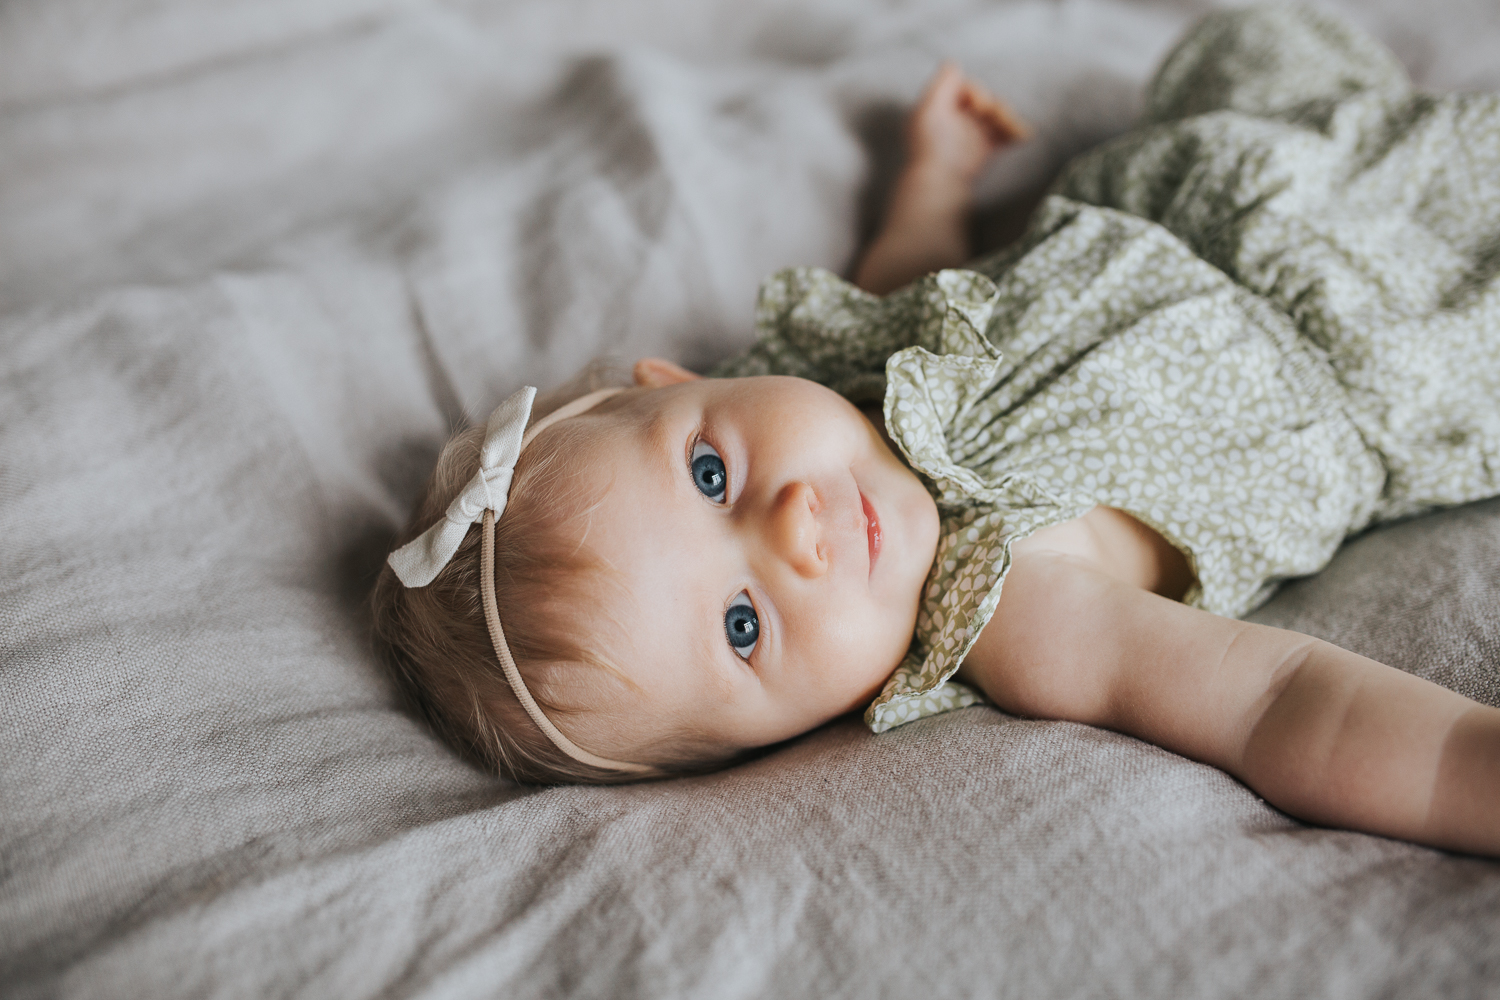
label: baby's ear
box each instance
[633,357,702,387]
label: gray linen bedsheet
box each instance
[2,1,1498,997]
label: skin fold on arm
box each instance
[956,539,1500,856]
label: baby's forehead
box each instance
[551,415,735,695]
[559,386,662,448]
[559,392,679,490]
[564,545,731,715]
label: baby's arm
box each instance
[854,64,1029,295]
[959,547,1500,856]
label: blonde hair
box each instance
[371,370,739,784]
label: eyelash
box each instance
[686,435,760,660]
[689,437,729,504]
[724,591,760,661]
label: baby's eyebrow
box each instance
[640,406,681,484]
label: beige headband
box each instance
[388,385,653,776]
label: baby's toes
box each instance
[913,64,966,123]
[963,87,1032,143]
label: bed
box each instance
[3,0,1498,996]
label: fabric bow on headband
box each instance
[387,387,536,588]
[385,384,652,776]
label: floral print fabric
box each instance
[712,5,1500,731]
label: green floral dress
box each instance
[712,4,1500,732]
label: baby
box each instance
[374,6,1500,855]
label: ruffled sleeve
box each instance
[865,270,1091,732]
[712,266,941,404]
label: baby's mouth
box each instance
[862,491,882,576]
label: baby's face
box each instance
[559,364,939,755]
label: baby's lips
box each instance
[861,490,882,576]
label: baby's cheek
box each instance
[852,608,910,685]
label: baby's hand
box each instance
[906,63,1031,183]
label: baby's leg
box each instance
[853,64,1029,295]
[1060,8,1500,519]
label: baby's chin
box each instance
[885,466,941,602]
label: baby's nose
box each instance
[768,481,826,578]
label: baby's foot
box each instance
[853,64,1030,294]
[905,62,1031,186]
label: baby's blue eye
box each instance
[724,592,758,660]
[691,440,727,503]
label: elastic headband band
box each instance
[389,385,654,776]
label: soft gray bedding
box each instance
[2,1,1498,997]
